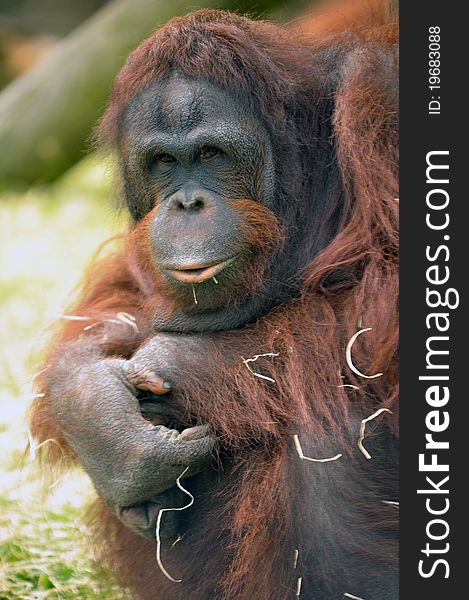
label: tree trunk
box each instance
[0,0,230,186]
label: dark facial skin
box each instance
[122,75,275,219]
[120,76,291,332]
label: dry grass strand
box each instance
[241,352,279,384]
[293,434,342,463]
[358,408,392,459]
[345,328,383,379]
[155,466,194,583]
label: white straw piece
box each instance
[293,548,299,569]
[344,593,365,600]
[83,322,101,331]
[296,576,302,597]
[345,328,383,379]
[155,466,194,582]
[118,312,136,321]
[31,367,50,382]
[117,312,139,333]
[83,314,139,333]
[28,434,63,462]
[57,315,91,321]
[241,353,279,384]
[358,408,393,459]
[170,534,184,548]
[293,434,342,463]
[49,474,66,489]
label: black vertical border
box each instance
[400,2,465,598]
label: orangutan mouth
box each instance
[165,256,237,284]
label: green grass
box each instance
[0,156,128,598]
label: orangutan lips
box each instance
[165,256,236,284]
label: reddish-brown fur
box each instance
[296,0,397,38]
[30,3,398,598]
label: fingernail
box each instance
[163,381,173,389]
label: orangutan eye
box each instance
[200,146,223,160]
[156,153,177,166]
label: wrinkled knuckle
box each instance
[107,359,128,380]
[153,424,173,436]
[184,439,214,463]
[162,429,181,444]
[198,433,216,451]
[119,360,133,375]
[126,361,146,380]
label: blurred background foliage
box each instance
[0,0,312,186]
[0,157,127,597]
[0,161,129,596]
[0,0,319,596]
